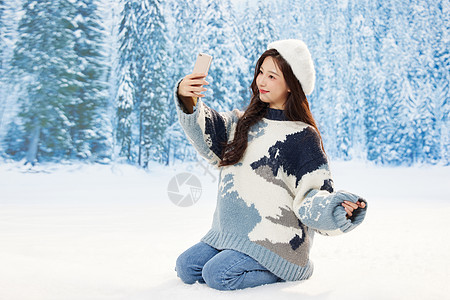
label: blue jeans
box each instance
[175,242,284,290]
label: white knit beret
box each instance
[267,39,315,95]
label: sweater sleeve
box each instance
[289,128,368,236]
[173,79,243,168]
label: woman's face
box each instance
[256,56,290,110]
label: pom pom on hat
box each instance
[267,39,315,95]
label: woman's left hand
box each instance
[342,200,366,218]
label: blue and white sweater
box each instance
[174,87,368,281]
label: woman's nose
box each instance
[258,76,266,86]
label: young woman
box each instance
[173,39,367,291]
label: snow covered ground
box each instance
[0,159,449,300]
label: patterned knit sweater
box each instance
[174,87,368,281]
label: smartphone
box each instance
[193,53,212,75]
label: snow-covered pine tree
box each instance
[405,0,445,165]
[199,0,245,112]
[300,2,337,159]
[7,0,80,164]
[115,72,134,161]
[238,1,279,110]
[0,0,3,55]
[346,0,373,161]
[97,0,122,162]
[116,0,170,167]
[362,1,391,164]
[431,0,450,165]
[116,0,138,161]
[356,0,381,164]
[222,0,247,111]
[275,0,300,40]
[166,0,196,97]
[68,0,111,161]
[396,1,427,165]
[138,0,170,167]
[163,1,198,165]
[383,0,440,166]
[373,2,406,165]
[0,1,23,157]
[0,1,21,153]
[0,0,6,137]
[329,1,353,161]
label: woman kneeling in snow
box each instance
[173,39,367,291]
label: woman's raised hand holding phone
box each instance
[177,73,209,114]
[177,53,212,114]
[178,73,209,99]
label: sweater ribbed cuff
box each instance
[332,192,368,233]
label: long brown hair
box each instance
[218,48,326,167]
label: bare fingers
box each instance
[191,86,208,98]
[357,200,366,209]
[188,72,208,79]
[181,74,209,97]
[342,200,366,218]
[342,201,358,217]
[179,77,208,98]
[342,203,354,217]
[189,79,209,86]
